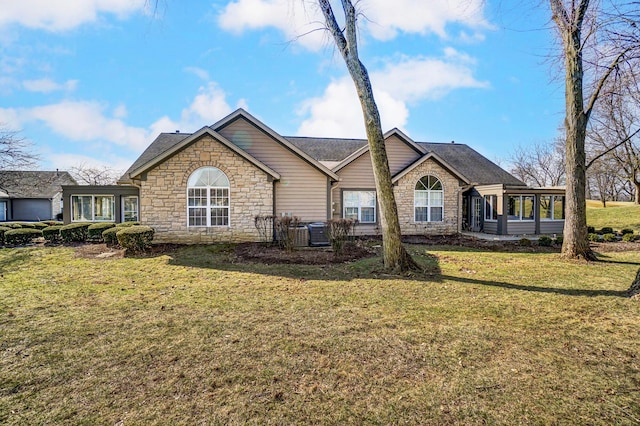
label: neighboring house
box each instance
[0,170,77,222]
[62,109,566,242]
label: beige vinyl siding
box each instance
[217,118,329,222]
[385,135,422,175]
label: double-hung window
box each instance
[415,175,443,222]
[540,195,565,220]
[343,190,376,223]
[71,195,115,222]
[187,167,230,227]
[122,196,139,222]
[507,195,535,221]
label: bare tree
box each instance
[0,126,40,192]
[317,0,417,272]
[509,139,566,187]
[588,64,640,204]
[69,163,122,185]
[549,0,640,260]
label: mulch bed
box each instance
[233,241,377,265]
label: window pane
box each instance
[344,207,358,220]
[429,176,443,190]
[188,188,207,207]
[430,207,443,222]
[429,191,443,207]
[540,196,552,219]
[485,196,492,220]
[123,196,139,222]
[415,177,428,191]
[361,207,375,223]
[491,196,497,220]
[94,196,114,221]
[415,191,428,207]
[360,191,375,207]
[522,196,534,220]
[211,188,229,207]
[189,207,207,226]
[508,196,520,220]
[72,196,92,221]
[343,191,358,207]
[553,196,565,220]
[210,207,229,226]
[415,207,428,222]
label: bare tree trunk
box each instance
[552,0,597,260]
[318,0,417,272]
[635,182,640,204]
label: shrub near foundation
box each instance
[87,223,116,242]
[42,225,63,243]
[4,228,42,245]
[622,232,637,242]
[0,226,11,245]
[102,227,120,245]
[60,222,92,243]
[116,225,155,252]
[116,221,140,228]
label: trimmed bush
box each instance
[518,238,532,247]
[116,225,155,252]
[621,228,634,235]
[622,232,637,242]
[602,233,617,242]
[42,225,63,243]
[600,227,614,235]
[42,220,64,226]
[4,228,42,245]
[116,221,140,228]
[588,233,600,242]
[102,227,121,245]
[554,235,564,246]
[15,222,36,228]
[32,222,50,230]
[0,226,11,245]
[60,222,92,243]
[88,223,116,241]
[3,222,23,229]
[537,236,553,247]
[587,226,595,234]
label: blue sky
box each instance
[0,0,563,174]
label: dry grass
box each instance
[1,243,639,425]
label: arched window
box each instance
[414,175,443,222]
[187,167,230,227]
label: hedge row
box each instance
[0,221,147,246]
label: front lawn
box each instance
[1,244,639,424]
[587,200,640,233]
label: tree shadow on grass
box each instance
[0,248,33,274]
[442,274,628,297]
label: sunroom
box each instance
[468,184,565,236]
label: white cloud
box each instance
[296,51,488,137]
[0,0,146,31]
[23,78,78,93]
[184,66,211,81]
[218,0,490,49]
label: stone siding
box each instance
[394,159,461,235]
[139,135,273,243]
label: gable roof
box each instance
[391,151,470,184]
[120,127,281,183]
[211,109,340,181]
[0,171,77,198]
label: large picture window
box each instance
[540,195,565,220]
[71,195,115,222]
[508,195,535,221]
[415,175,443,222]
[187,167,230,227]
[484,195,498,221]
[343,190,376,223]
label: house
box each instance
[62,109,565,242]
[0,170,77,222]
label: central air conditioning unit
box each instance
[307,222,330,246]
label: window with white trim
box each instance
[187,167,230,227]
[123,196,139,222]
[540,195,565,220]
[484,195,498,221]
[508,195,535,221]
[415,175,443,222]
[71,195,115,222]
[343,190,376,223]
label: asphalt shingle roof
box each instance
[0,171,77,198]
[120,131,524,187]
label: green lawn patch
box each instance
[587,200,640,233]
[1,244,639,424]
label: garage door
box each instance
[12,199,51,221]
